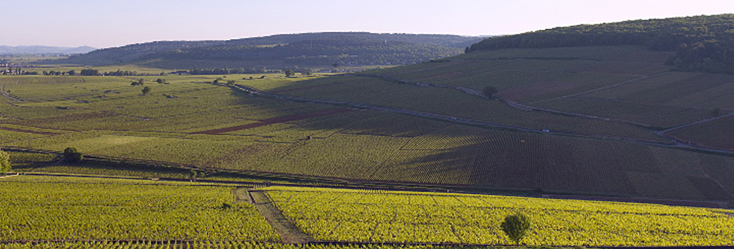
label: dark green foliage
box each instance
[712,107,721,117]
[79,69,98,76]
[0,150,11,175]
[141,86,151,95]
[483,86,498,98]
[501,213,531,245]
[285,69,295,77]
[221,203,232,209]
[467,14,734,74]
[63,147,83,163]
[156,78,165,84]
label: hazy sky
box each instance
[4,0,732,49]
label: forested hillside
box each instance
[468,14,734,73]
[54,33,482,69]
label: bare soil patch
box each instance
[192,108,354,135]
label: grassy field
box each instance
[266,186,734,247]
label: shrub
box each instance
[63,147,83,163]
[0,150,11,175]
[501,212,531,244]
[483,86,499,98]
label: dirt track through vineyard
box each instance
[234,188,314,244]
[0,127,60,136]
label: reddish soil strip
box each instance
[271,82,344,93]
[0,127,59,136]
[192,108,354,135]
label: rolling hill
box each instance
[51,32,483,69]
[0,45,96,55]
[3,15,734,208]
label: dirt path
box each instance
[234,188,314,244]
[0,173,19,179]
[0,127,60,136]
[0,84,25,101]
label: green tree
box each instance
[285,69,295,77]
[712,107,721,117]
[138,78,145,85]
[63,147,83,163]
[0,150,11,175]
[483,86,498,98]
[67,70,76,76]
[142,86,152,95]
[501,212,531,245]
[156,78,165,84]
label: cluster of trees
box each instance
[467,14,734,74]
[188,67,274,75]
[80,69,99,76]
[43,70,75,76]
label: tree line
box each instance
[467,14,734,74]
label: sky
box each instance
[3,0,732,49]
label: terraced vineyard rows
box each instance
[0,175,279,242]
[265,186,734,247]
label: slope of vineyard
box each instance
[0,175,279,242]
[266,186,734,247]
[2,63,734,203]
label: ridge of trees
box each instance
[467,14,734,74]
[51,33,482,69]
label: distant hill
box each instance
[53,33,483,69]
[468,14,734,74]
[0,45,96,55]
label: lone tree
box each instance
[0,149,11,175]
[284,69,295,77]
[501,212,531,245]
[62,147,83,163]
[142,86,152,95]
[483,86,499,98]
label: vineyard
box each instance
[0,175,279,242]
[2,45,734,204]
[265,186,734,247]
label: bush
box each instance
[501,212,531,244]
[0,150,11,175]
[63,147,83,163]
[483,86,498,98]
